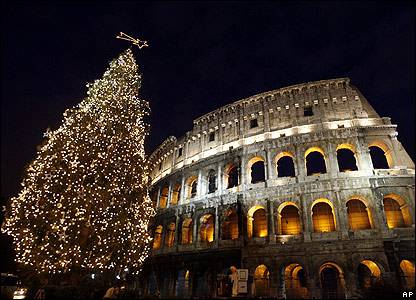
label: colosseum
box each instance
[142,78,415,299]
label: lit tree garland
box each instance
[2,49,155,274]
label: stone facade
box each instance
[142,78,415,298]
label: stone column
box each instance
[294,144,306,180]
[214,204,220,247]
[266,147,275,182]
[193,213,198,245]
[355,136,373,171]
[197,169,203,198]
[156,186,161,209]
[175,209,180,250]
[180,175,186,205]
[217,163,223,193]
[268,199,276,244]
[334,189,349,238]
[167,182,173,208]
[300,194,311,242]
[326,141,339,176]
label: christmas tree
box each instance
[2,49,155,275]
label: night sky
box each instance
[1,1,414,203]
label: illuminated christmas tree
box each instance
[2,49,155,275]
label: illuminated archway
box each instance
[357,260,383,289]
[346,199,372,230]
[336,144,358,172]
[186,176,198,199]
[368,140,392,169]
[312,199,336,233]
[221,209,238,240]
[247,156,265,184]
[305,147,327,175]
[248,206,268,238]
[319,262,345,299]
[207,169,217,193]
[276,151,296,177]
[400,260,415,290]
[277,202,302,235]
[199,214,214,242]
[254,264,270,297]
[225,163,239,188]
[165,222,176,248]
[159,185,169,208]
[383,194,412,228]
[181,218,193,244]
[170,183,181,205]
[153,225,163,249]
[283,263,308,299]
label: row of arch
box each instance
[152,194,412,249]
[156,141,393,208]
[153,259,415,298]
[251,259,415,298]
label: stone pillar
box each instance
[334,189,349,238]
[300,194,312,242]
[197,169,203,198]
[356,136,373,170]
[193,213,198,245]
[268,199,276,244]
[156,186,161,209]
[326,141,339,176]
[214,204,219,247]
[263,149,270,183]
[217,163,223,193]
[167,182,173,208]
[240,154,248,189]
[180,176,186,205]
[266,148,275,182]
[294,144,306,179]
[175,210,180,249]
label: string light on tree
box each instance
[1,48,155,275]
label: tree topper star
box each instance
[116,32,149,49]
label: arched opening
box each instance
[305,147,327,175]
[319,263,345,299]
[226,164,239,188]
[159,186,169,208]
[186,176,198,199]
[165,222,176,248]
[336,145,358,172]
[248,156,265,183]
[279,204,302,235]
[208,169,217,194]
[254,264,270,297]
[400,260,415,290]
[248,206,268,238]
[312,201,336,233]
[276,152,296,177]
[181,218,193,244]
[383,197,409,229]
[369,145,390,169]
[221,209,239,240]
[357,260,383,290]
[199,214,214,242]
[175,269,192,298]
[170,183,181,205]
[283,263,308,299]
[347,199,371,230]
[153,225,163,249]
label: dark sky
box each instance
[1,1,415,201]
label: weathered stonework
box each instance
[142,78,415,299]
